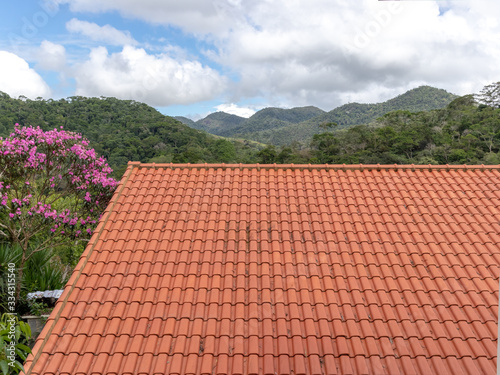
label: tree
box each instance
[0,125,117,299]
[472,118,500,153]
[210,139,236,163]
[475,82,500,108]
[310,132,339,163]
[318,121,338,131]
[256,145,277,164]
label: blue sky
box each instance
[0,0,499,120]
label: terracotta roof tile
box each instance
[24,164,500,374]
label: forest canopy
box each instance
[0,94,260,177]
[0,89,499,176]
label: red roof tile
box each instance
[24,163,500,375]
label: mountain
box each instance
[314,85,458,128]
[0,93,261,176]
[191,111,247,135]
[174,116,196,127]
[188,106,325,137]
[220,106,325,137]
[187,86,458,145]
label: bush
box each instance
[0,313,31,374]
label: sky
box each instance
[0,0,499,120]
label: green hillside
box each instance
[253,94,500,166]
[194,86,458,145]
[190,111,247,135]
[307,94,500,165]
[174,116,196,127]
[183,106,325,138]
[0,93,260,177]
[219,106,325,137]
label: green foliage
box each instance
[188,112,247,135]
[475,81,500,109]
[26,300,51,319]
[0,313,31,374]
[256,144,310,164]
[0,243,68,315]
[21,249,67,294]
[256,145,278,164]
[0,90,495,177]
[309,95,500,165]
[0,94,260,177]
[210,139,237,163]
[190,106,326,143]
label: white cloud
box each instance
[209,0,500,108]
[66,18,137,46]
[216,103,256,118]
[57,0,239,35]
[74,46,227,106]
[0,51,51,98]
[30,1,500,109]
[37,41,66,70]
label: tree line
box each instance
[1,88,499,174]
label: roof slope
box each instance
[24,163,500,375]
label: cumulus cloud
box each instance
[66,18,137,46]
[211,0,500,108]
[37,41,66,71]
[0,51,51,98]
[216,103,256,118]
[74,46,227,106]
[34,0,500,109]
[56,0,239,35]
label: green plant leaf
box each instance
[15,347,27,361]
[14,325,20,342]
[15,344,31,353]
[0,360,8,375]
[18,323,30,340]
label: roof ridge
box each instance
[128,161,500,171]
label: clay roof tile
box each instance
[24,164,500,375]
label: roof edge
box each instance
[127,161,500,171]
[24,163,138,374]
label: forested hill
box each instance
[0,93,259,177]
[306,95,500,165]
[190,111,247,135]
[305,86,458,129]
[220,106,325,138]
[181,86,458,146]
[176,106,325,137]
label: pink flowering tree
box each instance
[0,125,118,298]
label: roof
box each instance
[24,163,500,375]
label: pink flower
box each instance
[0,124,117,242]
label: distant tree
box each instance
[318,122,338,131]
[475,82,500,108]
[257,145,277,164]
[310,132,339,163]
[276,147,294,163]
[0,125,117,299]
[472,118,500,153]
[211,139,236,163]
